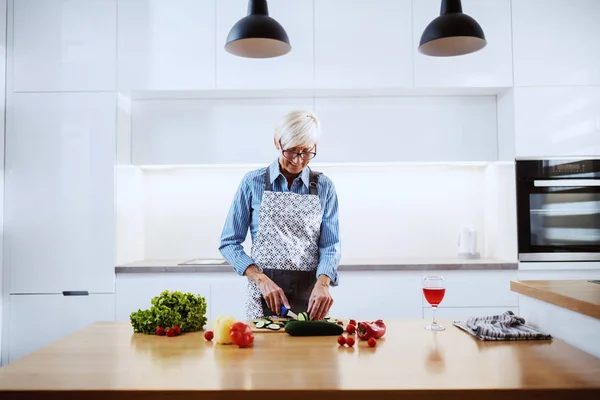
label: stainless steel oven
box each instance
[516,158,600,262]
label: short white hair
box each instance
[274,110,321,149]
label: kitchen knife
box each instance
[280,304,298,320]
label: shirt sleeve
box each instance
[219,177,255,276]
[316,179,342,286]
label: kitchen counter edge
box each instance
[115,259,518,273]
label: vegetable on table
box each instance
[214,315,237,344]
[357,320,387,341]
[337,336,346,346]
[155,327,165,336]
[349,319,357,326]
[345,336,355,347]
[204,331,214,341]
[346,324,356,335]
[368,337,377,348]
[130,290,208,335]
[284,320,344,337]
[253,318,286,330]
[230,322,255,348]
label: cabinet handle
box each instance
[62,291,89,296]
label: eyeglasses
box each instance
[280,140,317,161]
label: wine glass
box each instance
[423,276,446,331]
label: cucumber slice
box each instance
[255,321,266,328]
[298,312,309,321]
[267,323,281,330]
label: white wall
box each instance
[116,161,517,264]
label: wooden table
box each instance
[0,319,599,399]
[511,280,600,319]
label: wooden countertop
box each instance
[511,280,600,320]
[1,320,599,399]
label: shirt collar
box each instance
[269,158,310,188]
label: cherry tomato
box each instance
[345,337,355,347]
[204,330,214,341]
[337,336,346,346]
[346,324,356,335]
[368,337,377,348]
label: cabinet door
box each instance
[412,0,512,88]
[314,0,412,89]
[115,273,211,321]
[6,93,116,294]
[512,0,600,86]
[314,96,498,162]
[117,0,216,91]
[514,87,600,157]
[328,272,423,320]
[13,0,116,92]
[216,0,313,90]
[421,271,519,309]
[8,294,114,363]
[131,97,313,165]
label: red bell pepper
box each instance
[357,320,386,341]
[229,322,255,348]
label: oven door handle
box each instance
[534,179,600,187]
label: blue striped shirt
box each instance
[219,158,341,286]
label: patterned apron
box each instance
[244,166,323,320]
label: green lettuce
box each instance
[130,290,207,334]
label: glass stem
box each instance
[432,306,438,325]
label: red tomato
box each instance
[337,336,346,346]
[349,319,357,326]
[346,324,356,335]
[368,337,377,348]
[345,337,355,347]
[172,326,181,335]
[230,322,255,348]
[204,330,214,341]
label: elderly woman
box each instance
[219,110,341,321]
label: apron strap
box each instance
[309,168,322,196]
[264,166,272,192]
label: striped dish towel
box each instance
[453,311,552,341]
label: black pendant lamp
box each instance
[225,0,291,58]
[419,0,486,57]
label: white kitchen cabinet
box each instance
[131,97,313,165]
[216,0,313,90]
[328,272,423,320]
[314,0,412,89]
[512,0,600,86]
[13,0,117,92]
[514,87,600,158]
[314,96,498,162]
[117,0,216,91]
[115,273,212,321]
[209,275,246,322]
[422,270,519,308]
[8,294,114,363]
[5,93,116,294]
[412,0,513,88]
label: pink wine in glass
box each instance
[423,287,446,306]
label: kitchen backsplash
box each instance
[116,162,517,265]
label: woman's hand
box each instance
[245,265,289,315]
[307,275,333,320]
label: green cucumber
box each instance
[267,323,281,330]
[284,320,344,337]
[255,321,266,328]
[297,312,309,321]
